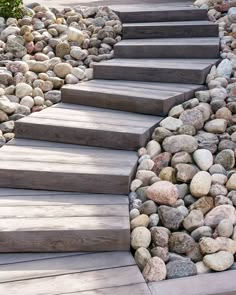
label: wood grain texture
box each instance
[62,80,204,116]
[15,103,161,150]
[0,252,151,295]
[123,20,219,39]
[0,188,130,252]
[115,37,220,58]
[0,266,145,295]
[0,139,137,194]
[94,58,219,84]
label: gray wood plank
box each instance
[94,58,218,84]
[112,4,207,23]
[115,37,219,58]
[0,266,143,295]
[123,20,219,39]
[0,139,137,194]
[0,252,135,283]
[0,204,128,218]
[149,269,236,295]
[0,216,130,252]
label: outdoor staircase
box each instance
[0,3,220,294]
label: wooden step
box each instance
[15,103,161,150]
[0,188,130,252]
[0,139,137,194]
[94,58,219,84]
[115,37,220,59]
[123,21,219,39]
[62,80,205,116]
[111,4,208,23]
[0,251,151,294]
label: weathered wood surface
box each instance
[123,20,219,39]
[0,188,130,252]
[15,103,161,150]
[62,80,204,116]
[0,139,137,194]
[94,58,219,84]
[149,270,236,295]
[0,252,151,294]
[111,4,208,23]
[115,37,220,58]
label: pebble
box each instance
[169,232,196,254]
[204,119,227,134]
[151,227,169,247]
[179,108,204,130]
[215,149,235,170]
[130,214,149,230]
[139,200,157,215]
[146,140,161,158]
[183,210,204,232]
[226,174,236,191]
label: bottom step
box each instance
[0,188,130,252]
[0,252,151,294]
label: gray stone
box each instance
[179,108,204,130]
[134,247,151,271]
[142,257,167,282]
[205,205,236,228]
[158,206,184,231]
[203,251,234,271]
[183,210,204,232]
[151,226,169,247]
[160,117,183,131]
[193,149,213,171]
[215,149,235,170]
[191,226,213,242]
[166,260,197,279]
[195,132,219,153]
[140,200,157,216]
[169,232,196,254]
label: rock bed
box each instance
[130,1,236,283]
[0,3,121,146]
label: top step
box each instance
[111,4,208,23]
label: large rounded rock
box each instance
[176,164,199,183]
[0,100,16,114]
[163,135,198,153]
[151,226,169,247]
[54,63,72,78]
[158,206,184,231]
[190,171,212,198]
[205,205,236,228]
[160,117,183,131]
[199,237,220,254]
[179,108,204,130]
[142,257,167,282]
[215,149,235,170]
[203,251,234,271]
[146,181,178,206]
[169,232,196,254]
[191,226,213,242]
[15,83,33,98]
[131,227,151,250]
[193,149,213,171]
[67,27,84,44]
[183,210,204,232]
[130,214,149,230]
[166,260,197,279]
[204,119,227,134]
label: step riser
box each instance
[0,230,130,252]
[62,86,203,116]
[94,65,212,85]
[0,170,133,194]
[15,122,153,151]
[115,45,220,59]
[116,9,208,23]
[123,24,219,39]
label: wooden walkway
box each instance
[0,3,230,295]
